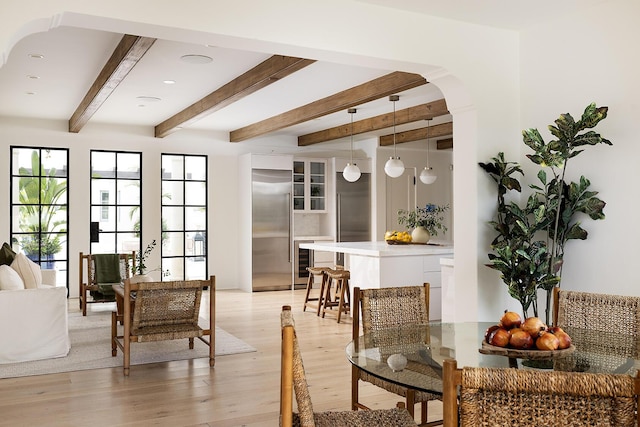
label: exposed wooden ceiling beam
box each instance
[69,35,156,133]
[437,138,453,150]
[299,98,448,146]
[155,55,316,138]
[379,120,452,146]
[230,71,427,142]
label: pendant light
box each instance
[384,95,405,178]
[342,108,361,182]
[419,118,437,184]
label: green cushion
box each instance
[0,242,16,266]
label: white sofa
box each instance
[0,269,70,364]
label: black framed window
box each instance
[161,154,208,281]
[10,147,69,288]
[90,150,142,255]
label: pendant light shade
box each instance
[343,163,361,182]
[342,108,361,182]
[419,118,437,184]
[384,158,405,178]
[419,167,437,184]
[384,95,404,178]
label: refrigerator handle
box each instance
[287,192,292,263]
[337,193,342,242]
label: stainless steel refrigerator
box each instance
[336,172,371,266]
[252,169,293,291]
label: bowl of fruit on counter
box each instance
[384,230,412,244]
[479,310,575,361]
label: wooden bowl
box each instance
[385,240,410,245]
[479,341,575,360]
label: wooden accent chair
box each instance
[111,276,215,376]
[352,284,442,426]
[442,358,640,426]
[552,288,640,373]
[280,305,418,427]
[79,251,135,316]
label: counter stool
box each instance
[321,269,351,323]
[303,266,329,315]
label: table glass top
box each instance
[346,322,640,394]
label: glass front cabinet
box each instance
[293,159,326,212]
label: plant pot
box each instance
[411,226,431,244]
[129,273,153,284]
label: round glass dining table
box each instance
[345,322,640,395]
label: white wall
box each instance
[1,0,528,320]
[516,0,640,307]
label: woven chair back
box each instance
[555,289,640,335]
[360,284,430,333]
[444,359,639,427]
[460,368,636,427]
[553,289,640,372]
[280,306,315,427]
[130,280,203,338]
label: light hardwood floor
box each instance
[0,289,442,426]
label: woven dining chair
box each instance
[442,358,640,427]
[352,284,442,427]
[280,305,417,427]
[552,288,640,373]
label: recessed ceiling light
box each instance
[28,53,44,59]
[163,80,176,85]
[25,92,36,95]
[26,75,40,80]
[136,96,161,102]
[180,54,213,64]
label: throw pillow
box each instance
[11,253,42,290]
[0,264,24,290]
[0,242,16,266]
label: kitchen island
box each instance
[299,241,453,320]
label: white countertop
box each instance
[300,241,454,257]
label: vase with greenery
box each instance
[132,240,158,276]
[397,203,449,242]
[130,240,170,280]
[479,103,611,324]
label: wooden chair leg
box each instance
[351,365,360,411]
[321,275,334,318]
[111,311,117,356]
[316,271,328,316]
[123,334,130,377]
[336,278,350,323]
[421,401,428,425]
[406,389,416,418]
[302,272,315,312]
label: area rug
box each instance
[0,312,256,379]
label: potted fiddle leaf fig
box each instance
[479,103,611,324]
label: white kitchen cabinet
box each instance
[293,159,326,212]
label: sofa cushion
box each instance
[11,253,42,290]
[0,265,24,290]
[0,243,16,266]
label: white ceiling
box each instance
[360,0,609,30]
[0,1,608,145]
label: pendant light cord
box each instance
[350,109,355,163]
[392,97,397,157]
[426,118,431,167]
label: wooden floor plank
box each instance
[0,289,442,426]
